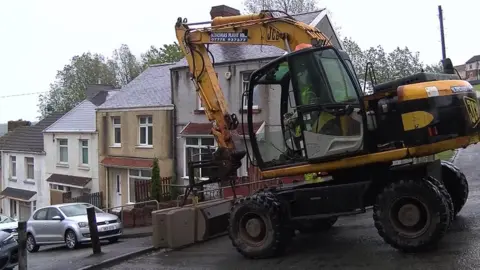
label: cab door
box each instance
[287,47,365,162]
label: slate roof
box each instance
[46,174,92,188]
[466,55,480,64]
[171,10,325,69]
[44,90,118,133]
[97,63,175,110]
[0,112,65,153]
[44,100,97,133]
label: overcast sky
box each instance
[0,0,474,123]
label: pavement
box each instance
[10,226,153,270]
[102,144,480,270]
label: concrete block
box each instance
[166,207,196,248]
[151,207,180,248]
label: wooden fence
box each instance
[63,191,103,208]
[134,176,173,202]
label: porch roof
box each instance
[101,157,153,169]
[0,187,36,202]
[46,174,92,188]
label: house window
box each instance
[139,116,153,146]
[197,96,204,110]
[10,200,17,218]
[196,73,217,110]
[25,157,34,180]
[128,169,152,203]
[80,139,89,165]
[112,117,121,145]
[184,137,216,179]
[32,201,37,211]
[241,71,260,109]
[9,156,16,179]
[58,139,68,163]
[49,184,71,192]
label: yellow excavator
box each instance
[174,10,479,259]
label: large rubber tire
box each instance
[373,178,451,253]
[440,160,469,216]
[297,217,338,233]
[427,176,454,225]
[228,191,292,259]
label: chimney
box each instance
[8,119,31,132]
[85,84,116,100]
[210,5,240,19]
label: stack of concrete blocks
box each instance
[151,198,234,249]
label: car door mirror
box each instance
[52,216,63,221]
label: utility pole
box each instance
[438,5,446,62]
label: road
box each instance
[105,145,480,270]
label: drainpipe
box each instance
[170,70,177,184]
[105,167,109,209]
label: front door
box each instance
[112,174,122,208]
[19,201,31,221]
[288,47,364,161]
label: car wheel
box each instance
[108,237,119,243]
[26,234,40,253]
[65,230,79,250]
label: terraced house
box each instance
[96,63,175,209]
[43,86,119,206]
[0,113,65,221]
[171,5,343,191]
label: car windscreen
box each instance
[59,204,104,217]
[0,216,15,223]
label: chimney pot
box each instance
[210,5,240,19]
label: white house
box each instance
[43,88,118,205]
[0,113,65,221]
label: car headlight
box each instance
[78,222,88,228]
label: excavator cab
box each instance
[247,46,367,171]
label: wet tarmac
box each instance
[106,145,480,270]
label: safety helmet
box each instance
[294,43,313,51]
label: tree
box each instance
[342,37,446,90]
[108,44,143,86]
[38,52,117,117]
[242,0,319,14]
[141,42,184,68]
[151,157,161,202]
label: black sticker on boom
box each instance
[210,32,248,42]
[463,96,480,128]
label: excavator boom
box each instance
[175,11,331,151]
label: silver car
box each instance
[25,203,123,252]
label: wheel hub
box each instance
[398,203,421,227]
[245,218,263,238]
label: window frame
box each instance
[183,137,217,180]
[9,156,16,179]
[112,117,121,146]
[241,71,259,110]
[138,116,153,146]
[79,139,89,166]
[25,157,34,180]
[49,183,71,192]
[127,168,152,204]
[57,138,68,164]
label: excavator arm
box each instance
[175,11,332,151]
[174,11,334,200]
